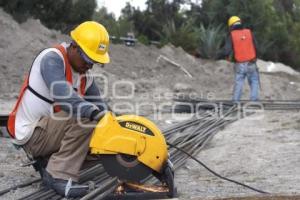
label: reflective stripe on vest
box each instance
[7,44,86,138]
[230,29,256,62]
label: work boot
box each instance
[52,178,89,198]
[41,168,53,188]
[42,169,89,197]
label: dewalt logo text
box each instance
[125,122,147,133]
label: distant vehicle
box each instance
[110,33,161,47]
[120,32,137,46]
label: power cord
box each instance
[167,142,270,194]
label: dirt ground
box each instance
[175,110,300,200]
[0,8,300,200]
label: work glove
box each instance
[90,110,106,122]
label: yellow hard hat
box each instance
[71,21,110,64]
[228,16,241,27]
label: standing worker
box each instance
[7,21,110,197]
[222,16,260,101]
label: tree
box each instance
[0,0,97,32]
[93,7,119,36]
[130,0,185,41]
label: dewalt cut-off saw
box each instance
[89,112,176,198]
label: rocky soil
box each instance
[0,8,300,200]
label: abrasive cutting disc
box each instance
[101,154,152,182]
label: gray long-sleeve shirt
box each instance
[40,51,106,119]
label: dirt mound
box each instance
[0,9,68,99]
[1,7,299,106]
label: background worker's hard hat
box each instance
[71,21,110,64]
[228,16,241,27]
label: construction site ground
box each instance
[0,8,300,200]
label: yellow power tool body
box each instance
[89,112,175,197]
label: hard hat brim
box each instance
[229,20,241,27]
[81,44,110,64]
[228,16,241,27]
[71,31,110,64]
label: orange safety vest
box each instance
[7,44,86,138]
[230,29,256,63]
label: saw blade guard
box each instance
[89,112,168,173]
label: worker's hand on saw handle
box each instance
[90,108,121,122]
[90,110,106,122]
[90,102,122,122]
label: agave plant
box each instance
[196,24,226,59]
[159,19,199,52]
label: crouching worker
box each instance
[7,21,110,197]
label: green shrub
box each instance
[196,24,225,59]
[160,19,198,52]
